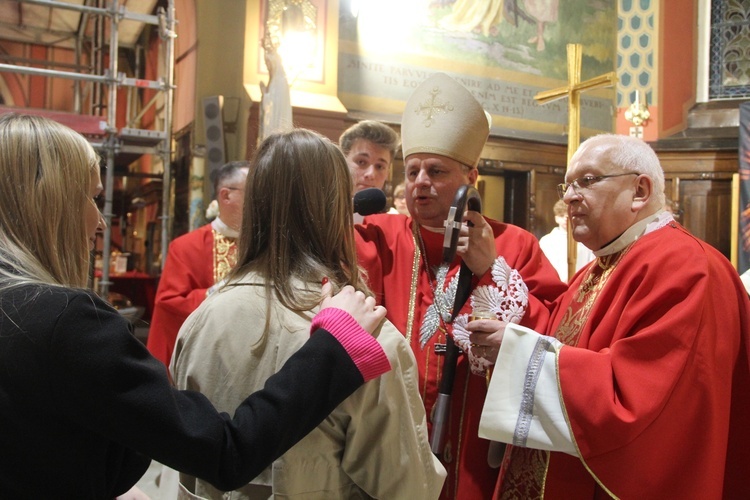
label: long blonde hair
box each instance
[0,113,100,290]
[229,128,367,313]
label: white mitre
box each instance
[401,72,491,168]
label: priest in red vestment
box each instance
[147,161,248,366]
[477,134,750,499]
[355,73,567,500]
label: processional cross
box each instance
[534,43,617,279]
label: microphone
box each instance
[353,188,386,216]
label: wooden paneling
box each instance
[482,137,568,169]
[658,150,738,175]
[680,179,733,259]
[246,103,349,158]
[292,106,349,143]
[478,136,567,233]
[656,148,738,259]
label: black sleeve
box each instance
[49,292,364,491]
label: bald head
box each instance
[572,134,665,208]
[563,134,665,250]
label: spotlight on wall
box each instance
[264,0,317,82]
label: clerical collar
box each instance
[594,210,674,257]
[211,216,239,239]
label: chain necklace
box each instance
[414,224,455,345]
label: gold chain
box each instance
[413,224,451,330]
[406,223,421,344]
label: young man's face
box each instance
[346,138,392,193]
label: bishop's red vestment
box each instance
[356,213,566,500]
[147,223,237,366]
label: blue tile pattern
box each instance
[618,0,654,107]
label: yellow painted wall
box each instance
[477,176,505,222]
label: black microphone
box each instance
[353,188,386,216]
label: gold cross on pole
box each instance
[535,43,617,279]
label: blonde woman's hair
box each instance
[0,113,100,291]
[229,128,367,315]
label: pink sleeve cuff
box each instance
[310,308,391,382]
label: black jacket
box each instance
[0,284,364,499]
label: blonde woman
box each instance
[172,129,446,499]
[0,113,390,498]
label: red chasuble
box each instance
[147,224,237,367]
[356,214,566,500]
[499,222,750,499]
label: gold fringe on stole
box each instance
[211,230,238,284]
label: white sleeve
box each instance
[740,269,750,295]
[478,323,578,456]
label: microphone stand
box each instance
[430,185,482,456]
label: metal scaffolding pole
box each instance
[98,0,120,297]
[3,0,177,296]
[0,63,108,82]
[159,2,177,273]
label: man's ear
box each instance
[467,167,479,185]
[217,186,231,204]
[632,174,653,211]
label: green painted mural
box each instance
[338,0,618,143]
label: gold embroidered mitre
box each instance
[401,72,491,168]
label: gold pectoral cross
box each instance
[535,43,617,279]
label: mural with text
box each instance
[338,0,617,142]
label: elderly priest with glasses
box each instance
[471,134,750,499]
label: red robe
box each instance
[356,214,566,500]
[498,222,750,499]
[147,224,237,366]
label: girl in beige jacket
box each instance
[172,128,446,499]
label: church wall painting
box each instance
[338,0,618,143]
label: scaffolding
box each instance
[0,0,176,297]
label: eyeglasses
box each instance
[557,172,639,199]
